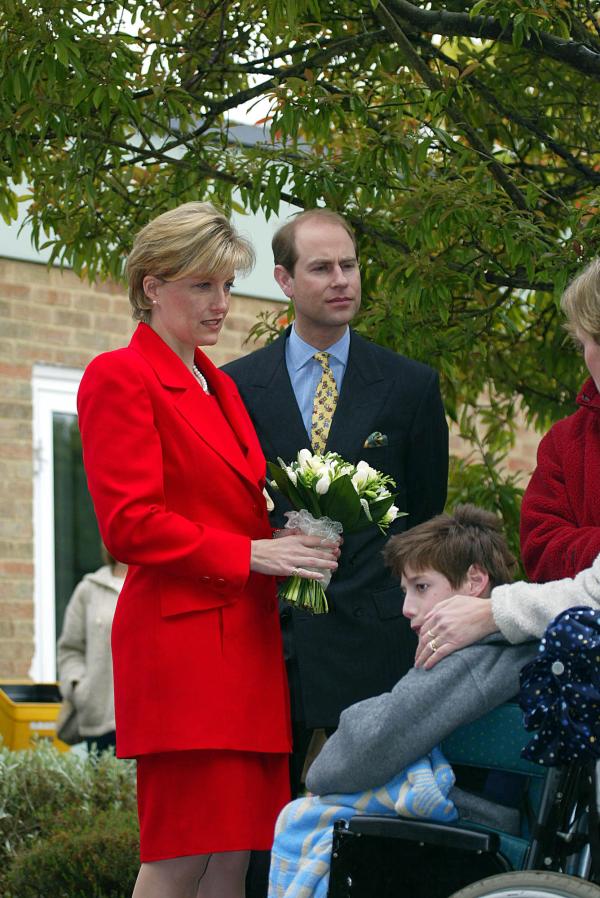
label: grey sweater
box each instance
[306,635,538,796]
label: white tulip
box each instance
[352,469,369,491]
[382,505,399,524]
[297,448,313,468]
[356,459,377,481]
[315,475,331,495]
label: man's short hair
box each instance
[561,257,600,344]
[383,504,516,590]
[272,208,358,275]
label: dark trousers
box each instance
[84,730,117,754]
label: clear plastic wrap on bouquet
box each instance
[281,510,343,613]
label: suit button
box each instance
[353,608,364,618]
[215,578,226,588]
[200,576,211,583]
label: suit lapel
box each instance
[327,331,390,462]
[241,331,311,465]
[199,350,267,486]
[130,325,261,492]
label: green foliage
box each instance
[447,454,524,575]
[0,741,137,897]
[245,301,295,346]
[6,807,139,898]
[1,0,599,536]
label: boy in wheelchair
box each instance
[268,505,540,898]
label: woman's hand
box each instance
[414,595,497,669]
[250,533,340,579]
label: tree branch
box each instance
[386,0,600,77]
[421,41,600,188]
[376,2,529,210]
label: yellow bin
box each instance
[0,680,69,751]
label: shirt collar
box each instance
[577,376,600,411]
[287,324,350,372]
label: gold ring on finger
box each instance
[429,638,439,653]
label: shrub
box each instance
[6,806,139,898]
[0,741,138,897]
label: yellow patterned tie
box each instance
[311,351,339,453]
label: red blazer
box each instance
[521,377,600,582]
[78,323,291,758]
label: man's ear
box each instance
[274,264,294,299]
[464,563,490,597]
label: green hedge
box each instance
[6,806,139,898]
[0,741,138,898]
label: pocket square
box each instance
[363,431,388,449]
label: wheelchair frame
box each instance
[326,706,600,898]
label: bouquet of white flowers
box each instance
[268,449,404,613]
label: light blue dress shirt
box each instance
[285,325,350,439]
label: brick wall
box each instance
[0,257,279,678]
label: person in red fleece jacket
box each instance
[409,259,600,669]
[521,258,600,582]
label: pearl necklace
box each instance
[192,364,210,394]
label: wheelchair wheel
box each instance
[448,871,600,898]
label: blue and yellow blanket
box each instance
[268,746,457,898]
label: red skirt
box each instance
[136,749,290,862]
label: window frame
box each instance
[31,364,82,681]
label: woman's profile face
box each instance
[575,328,600,392]
[144,271,234,356]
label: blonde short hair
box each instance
[126,202,255,323]
[561,258,600,343]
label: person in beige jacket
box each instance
[57,548,126,751]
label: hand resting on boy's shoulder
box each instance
[305,636,538,796]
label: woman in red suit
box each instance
[77,202,340,898]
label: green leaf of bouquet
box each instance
[267,462,306,509]
[267,461,321,516]
[320,474,362,530]
[344,507,375,534]
[352,497,408,533]
[369,495,398,522]
[297,482,322,517]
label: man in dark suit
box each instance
[223,209,448,795]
